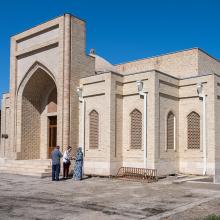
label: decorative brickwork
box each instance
[130,109,142,149]
[167,111,175,150]
[89,110,99,149]
[187,111,200,149]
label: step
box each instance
[173,176,209,184]
[0,170,51,178]
[0,166,51,173]
[176,175,188,179]
[0,159,54,178]
[5,159,51,165]
[0,164,51,169]
[0,168,51,175]
[0,166,51,172]
[0,167,52,173]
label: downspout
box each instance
[202,94,207,175]
[137,81,147,169]
[140,92,147,169]
[197,83,207,175]
[77,87,85,155]
[81,98,85,156]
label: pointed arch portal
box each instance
[19,65,57,159]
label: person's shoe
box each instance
[52,179,55,181]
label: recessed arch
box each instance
[17,61,57,97]
[16,62,57,160]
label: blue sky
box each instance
[0,0,220,96]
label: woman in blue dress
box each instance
[73,147,83,181]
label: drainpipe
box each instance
[76,87,85,156]
[136,81,147,169]
[197,83,207,176]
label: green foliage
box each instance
[203,215,220,220]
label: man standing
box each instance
[51,146,63,181]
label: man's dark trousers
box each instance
[52,164,60,181]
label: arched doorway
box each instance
[20,66,57,160]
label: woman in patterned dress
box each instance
[73,147,83,181]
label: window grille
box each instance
[187,111,200,149]
[89,110,99,149]
[130,109,142,149]
[167,111,175,150]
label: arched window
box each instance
[167,111,175,150]
[89,110,99,149]
[187,111,200,149]
[130,109,142,149]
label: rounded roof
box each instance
[90,52,116,73]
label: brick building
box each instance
[0,14,220,181]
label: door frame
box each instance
[48,115,57,158]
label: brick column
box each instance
[62,14,71,150]
[147,71,159,170]
[9,38,17,158]
[105,73,117,175]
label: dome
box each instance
[90,51,116,73]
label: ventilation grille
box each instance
[187,111,200,149]
[89,110,99,149]
[167,112,175,150]
[130,109,142,149]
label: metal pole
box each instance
[139,92,147,169]
[81,99,85,156]
[173,116,176,151]
[203,95,207,175]
[144,93,147,169]
[79,98,85,177]
[196,83,207,176]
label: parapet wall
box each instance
[116,48,220,79]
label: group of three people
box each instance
[51,145,83,181]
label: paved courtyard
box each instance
[0,174,220,220]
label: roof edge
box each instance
[115,47,220,66]
[10,13,85,38]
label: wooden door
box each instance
[48,116,57,158]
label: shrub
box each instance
[203,215,220,220]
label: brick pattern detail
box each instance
[187,111,200,149]
[21,96,40,159]
[89,110,99,149]
[167,112,175,150]
[130,109,142,149]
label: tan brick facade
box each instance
[0,14,220,180]
[0,14,94,161]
